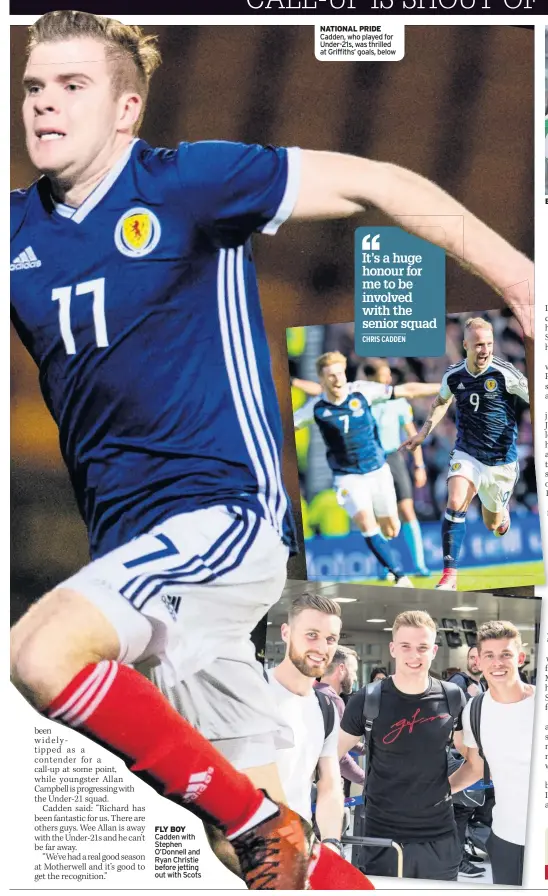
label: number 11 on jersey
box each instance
[51,277,108,355]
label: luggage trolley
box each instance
[341,795,404,879]
[311,793,404,879]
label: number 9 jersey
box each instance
[10,138,301,560]
[440,357,529,465]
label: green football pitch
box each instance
[361,561,545,592]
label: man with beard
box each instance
[449,646,486,699]
[315,646,365,788]
[268,592,345,849]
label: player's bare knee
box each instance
[11,587,120,707]
[353,511,370,532]
[398,501,415,523]
[12,628,106,709]
[380,519,400,539]
[11,633,62,707]
[447,500,469,514]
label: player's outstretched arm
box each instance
[403,422,427,488]
[291,377,322,396]
[293,397,317,430]
[292,151,534,336]
[394,382,441,400]
[400,392,452,451]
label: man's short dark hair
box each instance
[288,591,342,622]
[477,620,521,652]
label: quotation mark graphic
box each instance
[361,233,381,250]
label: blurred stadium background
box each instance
[11,25,535,620]
[288,312,543,592]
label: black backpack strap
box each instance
[440,679,464,735]
[469,692,490,786]
[314,689,336,739]
[362,680,383,769]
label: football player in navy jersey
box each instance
[294,352,439,586]
[402,318,530,590]
[10,12,533,889]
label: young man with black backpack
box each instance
[339,610,465,881]
[449,620,535,886]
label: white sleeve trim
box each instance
[261,147,302,236]
[351,380,392,405]
[439,371,453,401]
[294,396,317,429]
[492,360,530,404]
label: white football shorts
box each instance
[334,463,399,521]
[60,505,291,765]
[447,450,519,513]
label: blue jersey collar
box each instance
[50,138,139,224]
[464,359,493,379]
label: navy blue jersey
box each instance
[11,139,301,559]
[294,381,392,475]
[440,357,529,465]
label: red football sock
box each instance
[47,660,263,835]
[310,845,375,890]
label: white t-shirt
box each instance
[267,671,339,821]
[462,688,535,845]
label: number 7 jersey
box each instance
[10,138,301,559]
[440,357,529,465]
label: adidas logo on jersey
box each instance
[322,409,332,417]
[11,246,42,271]
[457,383,465,390]
[161,592,182,620]
[182,767,214,802]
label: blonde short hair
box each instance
[392,610,437,638]
[316,351,347,377]
[27,11,161,132]
[464,317,493,336]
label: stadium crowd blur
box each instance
[290,311,536,539]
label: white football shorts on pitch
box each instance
[334,463,399,520]
[447,449,519,513]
